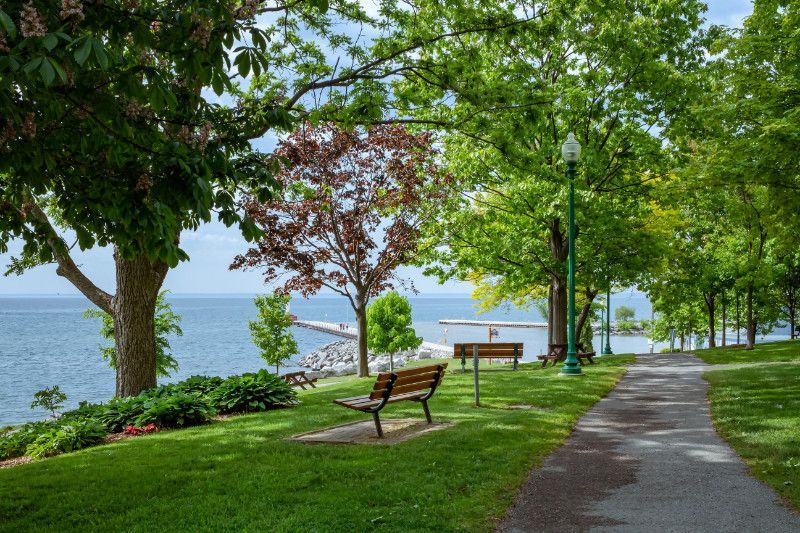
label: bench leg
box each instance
[578,358,585,367]
[587,356,594,365]
[372,412,384,438]
[421,400,432,424]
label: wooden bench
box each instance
[537,343,596,368]
[453,342,524,371]
[333,363,447,438]
[281,371,317,390]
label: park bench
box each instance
[537,342,596,368]
[281,370,318,390]
[453,342,524,371]
[333,363,448,438]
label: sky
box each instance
[0,0,754,296]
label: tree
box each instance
[367,291,422,371]
[30,386,67,417]
[84,291,182,378]
[614,306,635,322]
[249,293,297,374]
[409,0,705,347]
[232,124,448,377]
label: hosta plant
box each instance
[210,370,296,414]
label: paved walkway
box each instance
[499,352,800,532]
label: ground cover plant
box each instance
[704,358,800,510]
[0,356,632,531]
[0,372,296,462]
[694,339,800,365]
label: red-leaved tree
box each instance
[231,123,449,376]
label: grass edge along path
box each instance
[701,340,800,512]
[0,355,633,532]
[693,338,800,365]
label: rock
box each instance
[418,349,431,359]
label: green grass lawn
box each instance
[0,356,632,532]
[694,338,800,364]
[705,363,800,510]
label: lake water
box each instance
[0,292,785,426]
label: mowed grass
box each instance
[694,338,800,364]
[0,356,633,532]
[705,364,800,510]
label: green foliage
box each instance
[94,396,151,433]
[614,306,635,322]
[209,370,296,415]
[30,386,66,416]
[171,375,225,396]
[134,393,214,429]
[248,293,297,373]
[367,291,422,354]
[25,419,107,459]
[0,421,52,460]
[84,291,182,377]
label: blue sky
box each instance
[0,0,753,296]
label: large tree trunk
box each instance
[736,291,741,344]
[704,293,716,349]
[746,283,755,350]
[575,289,598,349]
[354,295,369,377]
[547,284,554,345]
[548,219,568,346]
[550,274,568,345]
[721,293,726,348]
[113,252,168,396]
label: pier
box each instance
[293,320,451,353]
[438,319,547,328]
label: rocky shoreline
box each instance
[298,339,450,379]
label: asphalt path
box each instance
[499,352,800,532]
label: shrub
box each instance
[210,370,296,414]
[61,401,105,421]
[0,422,54,460]
[96,396,150,433]
[25,419,107,459]
[134,393,214,428]
[173,375,225,396]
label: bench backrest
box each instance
[453,343,524,359]
[369,363,448,401]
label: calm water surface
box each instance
[0,292,783,426]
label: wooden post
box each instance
[473,344,480,407]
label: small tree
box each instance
[615,306,636,322]
[84,291,181,378]
[249,293,298,374]
[232,124,448,377]
[367,292,422,371]
[31,386,67,417]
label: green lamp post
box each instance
[603,287,613,355]
[560,132,582,376]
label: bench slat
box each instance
[376,362,448,381]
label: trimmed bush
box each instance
[25,419,107,459]
[134,393,214,428]
[210,370,296,414]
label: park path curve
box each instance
[498,352,800,532]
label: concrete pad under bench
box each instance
[290,418,454,445]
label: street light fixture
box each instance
[560,132,582,376]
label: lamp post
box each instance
[560,132,582,376]
[603,287,613,355]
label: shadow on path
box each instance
[498,352,800,532]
